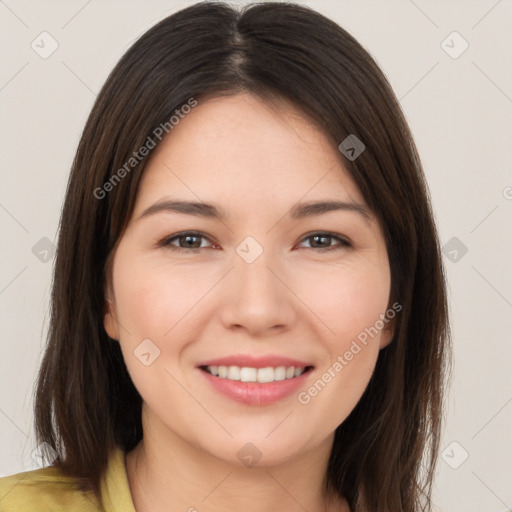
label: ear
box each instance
[379,316,395,350]
[104,297,120,341]
[103,280,120,341]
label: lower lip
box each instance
[198,368,312,406]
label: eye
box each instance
[159,231,215,251]
[297,232,352,251]
[159,231,351,253]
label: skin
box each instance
[104,93,394,512]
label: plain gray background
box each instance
[1,1,511,511]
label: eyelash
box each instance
[158,231,352,253]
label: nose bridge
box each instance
[221,236,295,333]
[238,247,278,294]
[236,237,282,303]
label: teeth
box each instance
[257,367,274,383]
[274,366,286,381]
[206,365,307,383]
[240,367,257,382]
[227,366,240,380]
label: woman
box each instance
[0,1,451,511]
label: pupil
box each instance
[313,235,328,247]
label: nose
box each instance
[219,249,297,337]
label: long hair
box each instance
[34,2,451,510]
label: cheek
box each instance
[306,346,379,434]
[114,256,212,340]
[296,264,390,429]
[112,259,199,415]
[299,260,391,344]
[294,261,389,413]
[112,255,223,395]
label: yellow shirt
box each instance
[0,446,136,511]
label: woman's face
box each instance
[104,93,394,467]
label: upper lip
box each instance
[197,354,314,369]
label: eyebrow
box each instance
[137,198,373,224]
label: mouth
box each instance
[196,355,315,406]
[199,364,314,383]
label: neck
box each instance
[125,412,349,512]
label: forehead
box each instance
[133,93,366,216]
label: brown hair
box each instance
[34,2,451,510]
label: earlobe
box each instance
[379,318,395,350]
[103,297,120,340]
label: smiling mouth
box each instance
[199,365,314,384]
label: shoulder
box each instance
[0,465,100,511]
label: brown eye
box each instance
[160,231,212,251]
[158,231,351,253]
[298,232,351,251]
